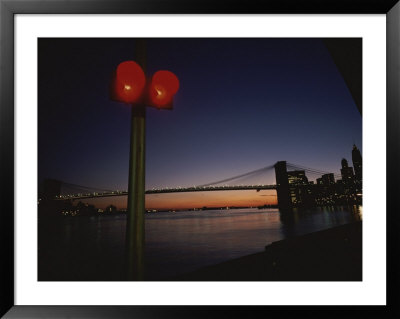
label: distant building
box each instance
[274,144,362,210]
[287,170,313,206]
[321,173,335,185]
[352,144,362,182]
[340,158,354,184]
[287,170,308,186]
[105,205,117,214]
[274,161,291,210]
[314,173,336,206]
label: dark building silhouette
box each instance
[340,158,354,184]
[105,205,118,214]
[287,170,308,186]
[321,173,335,185]
[274,145,362,210]
[352,144,362,182]
[274,163,315,209]
[274,161,291,210]
[287,170,314,207]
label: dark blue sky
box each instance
[39,38,361,196]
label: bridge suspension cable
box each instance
[61,181,115,193]
[197,164,275,188]
[286,162,342,179]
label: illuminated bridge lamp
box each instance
[148,70,180,109]
[113,61,146,103]
[110,48,180,280]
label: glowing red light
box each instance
[114,61,146,103]
[149,70,180,108]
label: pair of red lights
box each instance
[111,61,179,109]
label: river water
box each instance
[38,206,362,281]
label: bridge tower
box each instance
[274,161,292,211]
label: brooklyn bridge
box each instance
[42,147,362,210]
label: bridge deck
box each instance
[55,185,277,200]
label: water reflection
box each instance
[279,205,362,239]
[39,205,362,281]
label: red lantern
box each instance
[113,61,146,103]
[148,70,180,108]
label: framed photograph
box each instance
[1,0,399,318]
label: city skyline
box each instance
[38,38,362,210]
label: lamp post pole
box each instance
[125,39,146,281]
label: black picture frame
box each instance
[1,0,399,318]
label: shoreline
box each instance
[170,221,362,281]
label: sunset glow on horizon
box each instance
[74,189,277,211]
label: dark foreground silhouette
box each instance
[173,221,362,281]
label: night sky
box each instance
[38,38,362,209]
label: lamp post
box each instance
[111,39,180,280]
[125,39,146,281]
